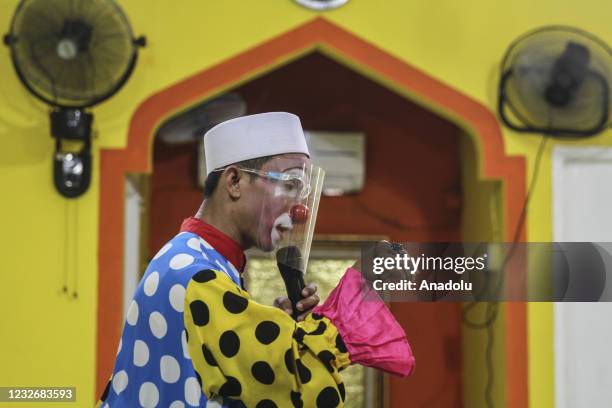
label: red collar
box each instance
[180,217,246,273]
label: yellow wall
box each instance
[460,133,507,407]
[0,0,610,406]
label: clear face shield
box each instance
[242,157,325,275]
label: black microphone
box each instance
[276,246,306,320]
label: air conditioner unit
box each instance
[198,130,366,196]
[305,131,365,195]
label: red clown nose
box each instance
[290,204,309,224]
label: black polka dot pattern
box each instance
[192,269,216,283]
[290,391,303,408]
[256,400,278,408]
[308,321,327,336]
[202,344,218,366]
[185,328,189,342]
[293,327,306,344]
[218,376,242,397]
[255,321,280,345]
[184,266,354,407]
[219,330,240,357]
[317,350,336,373]
[223,291,248,314]
[100,380,110,401]
[251,361,275,385]
[336,333,348,353]
[284,348,296,374]
[338,382,346,402]
[296,359,311,384]
[190,300,209,326]
[316,386,340,408]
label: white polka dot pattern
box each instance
[101,232,252,407]
[181,330,190,359]
[214,260,227,274]
[133,340,149,367]
[170,254,194,270]
[160,355,181,383]
[149,311,167,339]
[138,382,159,408]
[184,377,201,407]
[206,398,222,407]
[227,262,240,278]
[126,300,139,326]
[143,272,160,296]
[199,238,213,250]
[153,242,172,260]
[112,370,128,394]
[169,284,186,312]
[187,237,201,252]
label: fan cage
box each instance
[6,0,140,109]
[498,25,611,137]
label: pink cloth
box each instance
[313,267,415,377]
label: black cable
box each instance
[512,136,548,243]
[462,135,548,408]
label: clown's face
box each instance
[246,154,311,252]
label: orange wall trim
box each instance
[97,17,527,407]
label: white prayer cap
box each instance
[203,112,310,175]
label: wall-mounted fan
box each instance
[4,0,145,197]
[498,26,611,137]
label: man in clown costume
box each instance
[98,112,414,408]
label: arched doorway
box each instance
[97,17,527,407]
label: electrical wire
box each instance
[462,134,548,408]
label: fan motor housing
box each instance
[51,109,93,141]
[58,19,93,57]
[498,25,611,138]
[3,0,145,198]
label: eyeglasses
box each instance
[216,166,311,200]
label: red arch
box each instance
[97,17,527,407]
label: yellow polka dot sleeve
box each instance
[184,269,350,407]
